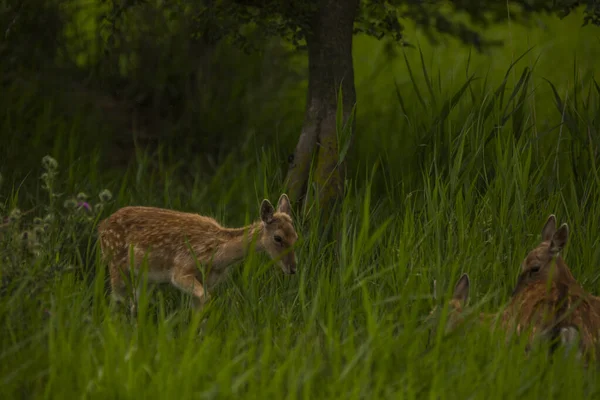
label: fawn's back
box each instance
[98,206,229,275]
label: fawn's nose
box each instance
[285,253,297,274]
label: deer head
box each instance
[259,194,298,274]
[513,214,570,296]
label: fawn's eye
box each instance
[274,235,283,244]
[530,265,541,273]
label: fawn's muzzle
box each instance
[282,252,297,275]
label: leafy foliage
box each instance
[0,156,113,298]
[100,0,600,53]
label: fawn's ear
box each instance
[542,214,557,242]
[277,194,292,217]
[452,273,470,305]
[261,199,275,224]
[550,223,569,254]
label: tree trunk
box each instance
[285,0,358,215]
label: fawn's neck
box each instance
[211,221,265,268]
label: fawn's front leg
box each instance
[171,268,211,310]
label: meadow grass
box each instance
[2,11,600,399]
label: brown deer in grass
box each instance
[98,194,298,316]
[501,214,600,362]
[447,215,600,362]
[448,272,579,356]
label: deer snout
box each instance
[283,252,297,275]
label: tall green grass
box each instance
[3,146,599,398]
[2,11,600,399]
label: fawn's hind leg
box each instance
[109,262,127,302]
[170,268,211,310]
[109,261,138,318]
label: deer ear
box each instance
[452,273,470,305]
[542,214,557,242]
[277,194,292,216]
[260,199,275,224]
[550,223,569,254]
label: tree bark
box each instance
[285,0,358,214]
